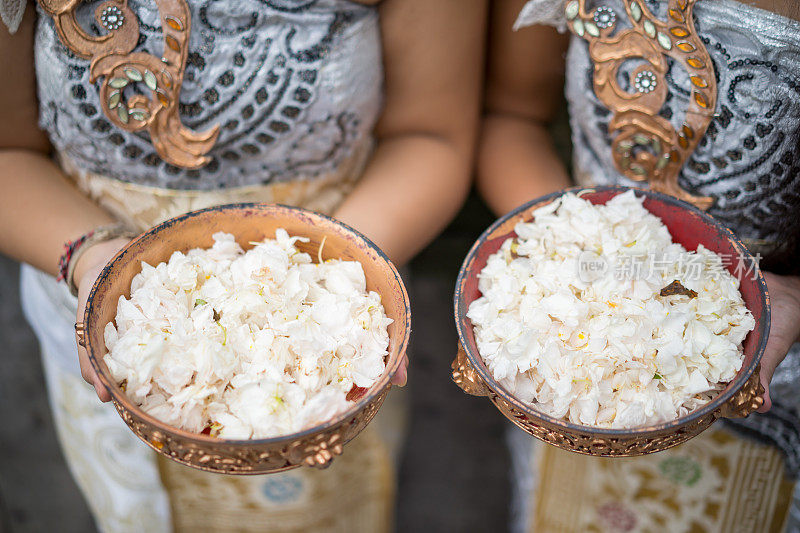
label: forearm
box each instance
[477,113,571,216]
[0,149,114,276]
[333,135,471,266]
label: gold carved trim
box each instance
[718,366,765,418]
[39,0,219,168]
[566,0,716,209]
[451,344,490,397]
[111,388,388,474]
[74,321,86,347]
[452,340,766,456]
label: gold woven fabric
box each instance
[530,425,792,533]
[58,139,372,230]
[158,426,394,533]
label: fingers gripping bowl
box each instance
[77,204,410,474]
[453,187,769,456]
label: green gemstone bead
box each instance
[630,1,642,22]
[130,109,149,121]
[144,70,158,91]
[108,90,121,109]
[565,1,579,20]
[109,77,128,89]
[657,32,672,50]
[124,68,142,81]
[652,138,662,154]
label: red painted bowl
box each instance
[453,186,769,456]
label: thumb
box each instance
[390,355,408,386]
[93,375,112,402]
[757,360,775,413]
[757,335,794,413]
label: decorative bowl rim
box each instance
[84,202,411,446]
[454,185,770,436]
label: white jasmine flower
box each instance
[104,231,391,439]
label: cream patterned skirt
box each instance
[509,424,796,532]
[20,145,406,533]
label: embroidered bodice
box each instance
[35,0,382,190]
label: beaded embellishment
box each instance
[565,0,717,209]
[38,0,220,168]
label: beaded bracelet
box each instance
[56,231,94,283]
[57,223,137,297]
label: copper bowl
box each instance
[77,203,410,474]
[453,186,769,456]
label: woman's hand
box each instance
[758,271,800,412]
[73,237,131,402]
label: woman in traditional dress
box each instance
[0,0,485,531]
[479,0,800,530]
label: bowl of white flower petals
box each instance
[453,186,769,456]
[79,203,410,474]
